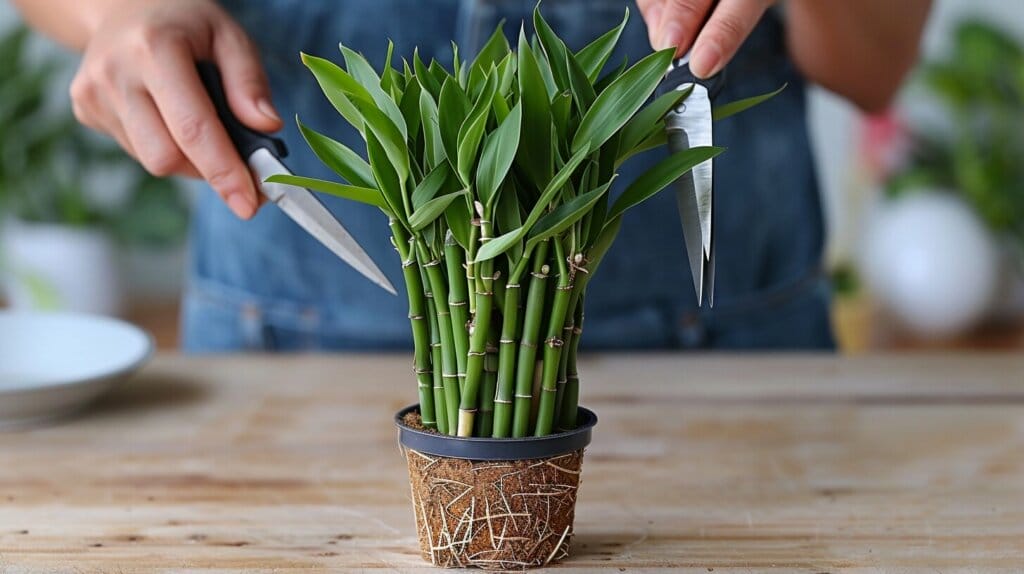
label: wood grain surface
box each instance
[1,354,1023,572]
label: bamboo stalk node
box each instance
[499,338,516,345]
[544,337,564,348]
[402,258,416,268]
[423,259,442,268]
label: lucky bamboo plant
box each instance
[272,7,771,438]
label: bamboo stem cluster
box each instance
[274,5,773,438]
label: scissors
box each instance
[657,54,724,308]
[197,61,396,295]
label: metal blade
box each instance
[248,148,397,295]
[665,83,714,306]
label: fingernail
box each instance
[256,98,281,123]
[659,22,683,53]
[691,42,723,79]
[227,192,255,219]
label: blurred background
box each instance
[1,0,1023,353]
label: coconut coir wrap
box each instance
[402,445,585,570]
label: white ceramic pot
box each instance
[1,220,125,316]
[859,192,999,340]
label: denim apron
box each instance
[183,0,834,351]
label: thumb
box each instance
[211,19,283,134]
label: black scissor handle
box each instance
[657,56,726,102]
[196,60,288,160]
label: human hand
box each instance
[69,0,282,219]
[637,0,776,79]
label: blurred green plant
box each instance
[888,20,1024,250]
[0,24,188,248]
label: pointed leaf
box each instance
[618,85,691,156]
[340,45,408,139]
[301,52,372,132]
[412,163,453,210]
[365,129,406,217]
[607,146,724,221]
[445,197,473,248]
[353,99,410,189]
[564,45,597,109]
[533,5,570,91]
[576,8,629,82]
[438,78,471,171]
[515,29,553,187]
[526,180,613,251]
[296,118,375,188]
[712,84,787,121]
[399,79,423,141]
[474,226,525,263]
[409,190,468,231]
[419,89,446,168]
[476,103,522,207]
[414,48,441,98]
[265,175,388,210]
[572,48,675,153]
[470,22,511,78]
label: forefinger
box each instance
[143,36,258,219]
[689,0,769,78]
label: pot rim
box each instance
[394,404,597,461]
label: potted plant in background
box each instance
[0,24,189,315]
[275,7,772,568]
[861,19,1024,340]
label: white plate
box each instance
[0,311,153,429]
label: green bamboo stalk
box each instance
[457,208,494,436]
[492,244,544,437]
[390,220,436,429]
[426,290,449,434]
[534,240,574,436]
[558,295,584,431]
[417,241,460,435]
[466,223,479,316]
[553,289,579,423]
[477,321,500,436]
[444,231,470,392]
[512,241,551,438]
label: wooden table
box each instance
[2,354,1023,572]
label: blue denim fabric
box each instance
[182,0,834,352]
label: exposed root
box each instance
[404,448,585,570]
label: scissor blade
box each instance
[248,148,397,295]
[666,82,714,306]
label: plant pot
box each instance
[395,404,597,570]
[1,220,125,315]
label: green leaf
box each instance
[713,84,787,121]
[340,45,408,140]
[265,174,388,210]
[365,129,406,217]
[618,86,691,156]
[576,8,628,82]
[300,52,372,133]
[476,103,522,208]
[296,118,375,189]
[515,29,554,188]
[412,163,453,210]
[573,48,675,154]
[470,22,511,79]
[550,91,572,144]
[476,143,591,262]
[607,146,724,221]
[495,180,524,262]
[399,79,423,142]
[419,89,446,168]
[444,197,473,248]
[564,46,597,110]
[456,70,497,184]
[438,78,471,171]
[533,5,570,91]
[409,190,468,231]
[595,55,628,93]
[526,180,613,251]
[352,99,410,190]
[414,48,441,98]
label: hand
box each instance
[69,0,282,219]
[637,0,776,79]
